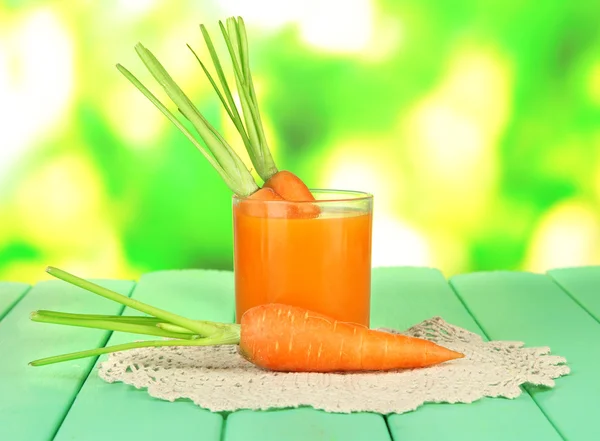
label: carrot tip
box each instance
[442,349,465,362]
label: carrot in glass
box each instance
[263,170,321,217]
[247,187,284,201]
[29,268,464,372]
[264,170,315,201]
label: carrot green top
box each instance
[116,16,278,197]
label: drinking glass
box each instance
[233,190,373,326]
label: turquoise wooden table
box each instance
[1,266,598,441]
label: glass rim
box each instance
[232,188,373,204]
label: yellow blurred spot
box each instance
[414,104,485,172]
[218,0,301,29]
[401,47,512,232]
[595,154,600,202]
[321,140,431,267]
[426,230,470,277]
[220,0,377,54]
[115,0,158,16]
[440,50,511,133]
[321,138,404,212]
[362,14,402,63]
[106,81,167,148]
[55,230,141,281]
[524,200,600,272]
[0,7,74,180]
[158,29,212,92]
[0,261,49,284]
[300,0,373,53]
[326,160,383,195]
[8,152,141,282]
[371,214,432,267]
[13,153,101,248]
[587,60,600,105]
[13,153,105,248]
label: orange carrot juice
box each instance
[233,190,373,326]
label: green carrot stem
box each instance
[29,328,241,367]
[234,17,276,180]
[46,267,223,336]
[218,21,261,163]
[195,24,251,148]
[33,310,162,325]
[30,311,197,340]
[219,18,277,181]
[156,322,197,334]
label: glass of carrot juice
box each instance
[233,190,373,326]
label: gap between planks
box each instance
[0,284,32,322]
[546,276,600,326]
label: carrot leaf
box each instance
[235,17,276,178]
[216,17,278,182]
[28,267,243,367]
[156,322,197,334]
[31,310,198,340]
[31,310,162,325]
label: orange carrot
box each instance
[29,268,464,372]
[264,170,315,202]
[239,303,464,372]
[240,187,286,217]
[261,170,320,218]
[237,175,320,219]
[248,187,284,201]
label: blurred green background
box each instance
[1,0,599,283]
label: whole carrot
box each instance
[240,303,464,372]
[29,268,463,372]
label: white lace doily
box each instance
[98,317,569,414]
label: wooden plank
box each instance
[54,270,234,441]
[224,409,390,441]
[450,270,599,441]
[0,282,30,321]
[547,266,600,323]
[0,278,134,441]
[371,267,563,441]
